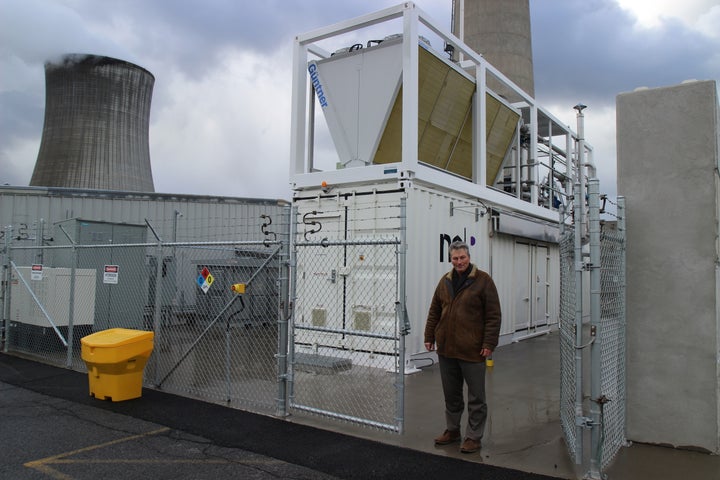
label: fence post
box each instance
[67,237,78,367]
[275,249,289,416]
[285,206,299,409]
[275,206,293,417]
[1,225,13,353]
[587,178,603,479]
[146,220,165,385]
[618,195,627,446]
[572,179,585,466]
[396,197,408,434]
[58,225,78,368]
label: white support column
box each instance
[458,0,465,63]
[530,105,539,205]
[290,40,309,177]
[547,119,553,209]
[474,63,487,187]
[566,130,574,190]
[516,117,523,200]
[401,4,419,173]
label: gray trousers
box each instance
[438,355,488,441]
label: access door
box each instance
[513,241,550,331]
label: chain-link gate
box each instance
[558,178,626,478]
[150,241,286,414]
[2,236,288,415]
[290,238,404,431]
[597,217,627,471]
[559,230,579,461]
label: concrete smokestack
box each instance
[31,54,155,192]
[452,0,535,98]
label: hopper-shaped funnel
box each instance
[310,39,520,184]
[309,39,404,168]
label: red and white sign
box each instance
[103,265,119,284]
[31,264,43,281]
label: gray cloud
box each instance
[530,2,720,107]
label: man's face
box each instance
[450,248,470,274]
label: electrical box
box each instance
[9,267,96,350]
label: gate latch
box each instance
[576,416,594,428]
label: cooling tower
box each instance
[452,0,535,98]
[31,54,155,192]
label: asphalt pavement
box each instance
[2,381,341,480]
[0,352,561,480]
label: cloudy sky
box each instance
[1,0,718,203]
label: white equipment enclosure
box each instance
[290,2,593,371]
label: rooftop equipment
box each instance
[311,36,519,184]
[290,2,591,221]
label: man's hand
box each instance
[480,348,492,357]
[425,342,435,351]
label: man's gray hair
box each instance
[449,240,470,255]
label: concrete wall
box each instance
[617,80,720,453]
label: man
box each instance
[424,240,502,453]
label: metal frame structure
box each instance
[289,2,593,225]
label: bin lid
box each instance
[81,328,154,347]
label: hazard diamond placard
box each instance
[197,267,214,293]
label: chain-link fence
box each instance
[290,238,403,431]
[4,242,160,371]
[3,192,623,449]
[558,184,626,478]
[2,220,406,429]
[2,236,289,415]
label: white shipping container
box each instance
[293,180,560,371]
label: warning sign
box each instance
[103,265,119,284]
[197,266,214,293]
[31,264,43,281]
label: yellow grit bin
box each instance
[81,328,154,402]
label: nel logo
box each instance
[439,232,477,263]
